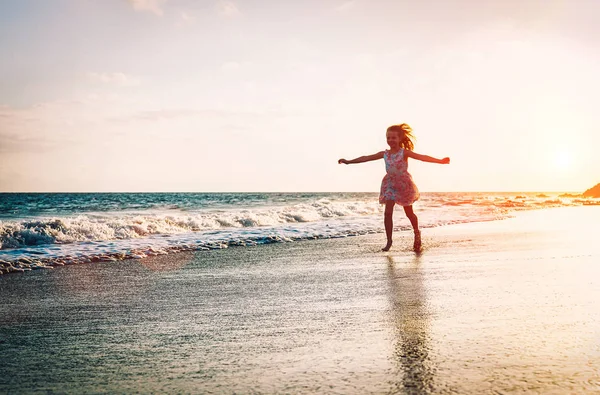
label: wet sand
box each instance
[1,206,599,393]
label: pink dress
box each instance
[379,149,420,206]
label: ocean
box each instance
[0,192,597,270]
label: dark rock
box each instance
[583,183,600,198]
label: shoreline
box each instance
[1,206,599,393]
[1,203,596,277]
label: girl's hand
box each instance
[338,159,349,164]
[441,157,450,164]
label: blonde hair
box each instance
[386,123,415,151]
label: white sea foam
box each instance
[0,199,382,250]
[0,192,597,269]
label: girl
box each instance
[338,123,450,252]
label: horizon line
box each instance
[0,190,592,194]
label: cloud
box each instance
[0,105,71,154]
[120,109,201,121]
[180,11,196,24]
[126,0,166,16]
[0,131,63,154]
[216,1,240,17]
[110,107,284,123]
[0,105,13,119]
[0,98,133,155]
[87,72,141,86]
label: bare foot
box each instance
[382,240,393,252]
[413,230,421,252]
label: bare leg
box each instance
[382,201,395,251]
[403,205,421,251]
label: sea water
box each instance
[0,192,596,268]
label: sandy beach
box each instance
[1,206,599,394]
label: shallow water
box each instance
[1,243,396,393]
[1,207,600,393]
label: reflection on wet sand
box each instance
[386,255,434,394]
[138,251,196,272]
[0,252,198,331]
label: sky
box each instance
[1,0,599,192]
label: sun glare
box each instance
[554,152,574,171]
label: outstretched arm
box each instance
[405,150,450,164]
[338,151,384,164]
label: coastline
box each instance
[1,206,599,393]
[2,191,599,274]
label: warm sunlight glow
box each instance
[1,1,599,192]
[554,152,574,172]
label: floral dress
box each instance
[379,149,420,206]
